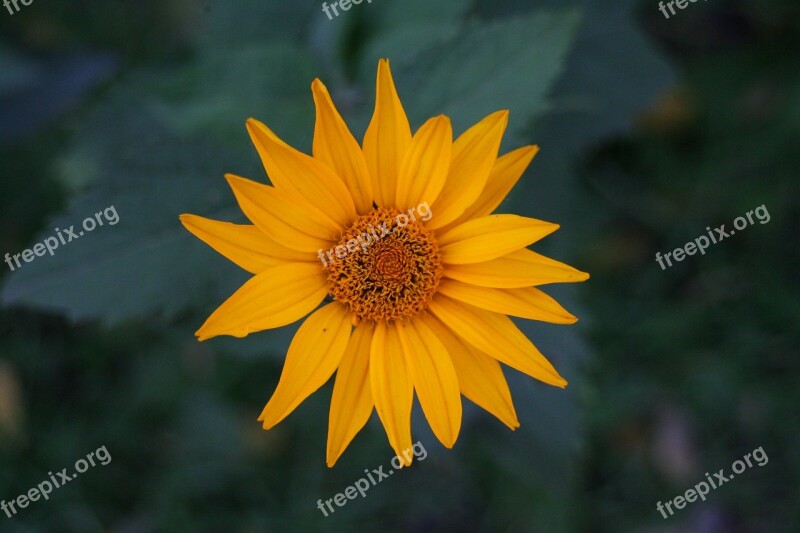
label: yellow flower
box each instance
[180,59,589,467]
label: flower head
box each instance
[180,59,589,467]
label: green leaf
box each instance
[355,0,474,77]
[509,0,674,257]
[528,0,675,152]
[394,10,582,133]
[141,43,318,148]
[195,0,320,50]
[1,99,248,323]
[1,33,321,324]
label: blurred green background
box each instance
[0,0,797,531]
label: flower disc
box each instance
[326,208,443,322]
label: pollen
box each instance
[326,208,443,323]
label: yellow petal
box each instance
[423,314,519,429]
[327,323,374,467]
[443,248,590,288]
[225,174,336,252]
[363,59,412,208]
[397,318,461,448]
[180,214,311,274]
[443,145,538,230]
[196,263,328,341]
[426,111,508,229]
[395,115,452,209]
[259,302,352,429]
[370,321,413,465]
[311,79,374,215]
[247,119,356,227]
[437,214,559,265]
[437,279,578,324]
[428,294,567,388]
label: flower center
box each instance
[326,208,443,323]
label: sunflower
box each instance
[180,59,589,467]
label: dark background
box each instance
[0,0,797,531]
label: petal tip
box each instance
[520,145,540,161]
[325,450,341,468]
[195,321,219,341]
[194,321,207,337]
[377,59,396,80]
[311,78,327,95]
[491,109,510,124]
[259,412,277,430]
